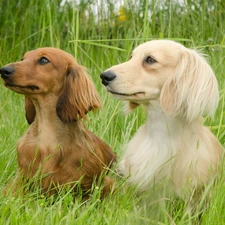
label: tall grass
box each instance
[0,0,225,224]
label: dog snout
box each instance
[0,66,15,79]
[100,71,116,86]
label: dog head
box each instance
[0,47,101,123]
[100,40,219,122]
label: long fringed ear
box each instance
[56,65,102,122]
[25,97,36,124]
[160,49,219,122]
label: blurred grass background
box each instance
[0,0,225,224]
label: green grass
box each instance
[0,0,225,224]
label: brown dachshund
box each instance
[0,47,116,199]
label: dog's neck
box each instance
[119,100,182,189]
[143,100,181,138]
[29,98,82,136]
[34,101,61,123]
[20,98,85,155]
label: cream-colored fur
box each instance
[100,40,223,201]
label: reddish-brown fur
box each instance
[0,47,116,199]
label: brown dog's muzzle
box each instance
[0,65,39,92]
[0,66,15,80]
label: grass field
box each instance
[0,0,225,224]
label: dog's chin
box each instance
[5,82,39,92]
[108,89,159,105]
[108,90,145,99]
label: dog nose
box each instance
[0,66,15,79]
[100,71,116,86]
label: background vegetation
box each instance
[0,0,225,224]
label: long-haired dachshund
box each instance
[0,47,116,199]
[100,40,223,203]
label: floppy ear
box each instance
[160,49,219,122]
[25,97,36,124]
[56,64,102,122]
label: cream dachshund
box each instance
[100,40,223,202]
[0,47,116,199]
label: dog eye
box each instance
[145,56,157,64]
[37,57,50,65]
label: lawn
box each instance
[0,0,225,224]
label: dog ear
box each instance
[25,97,36,124]
[56,64,102,122]
[160,49,219,122]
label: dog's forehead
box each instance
[24,48,64,58]
[132,40,184,57]
[22,48,77,66]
